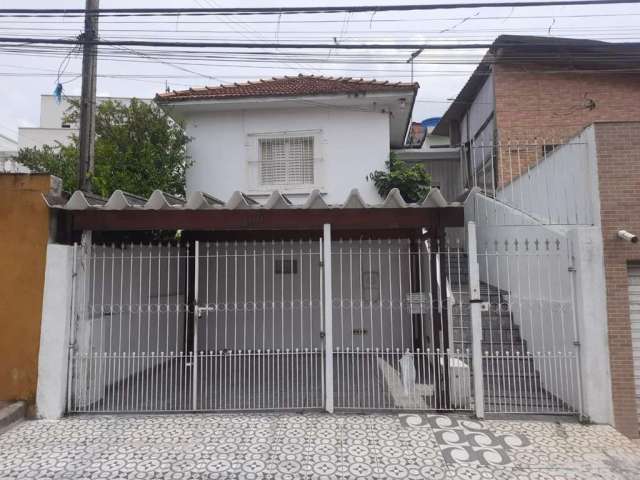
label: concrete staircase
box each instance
[446,253,558,412]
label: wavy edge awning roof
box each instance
[45,187,464,234]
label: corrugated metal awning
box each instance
[46,187,463,234]
[45,187,456,211]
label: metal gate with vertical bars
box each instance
[67,226,582,417]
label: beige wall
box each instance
[0,174,55,404]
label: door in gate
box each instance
[329,238,458,411]
[193,240,325,411]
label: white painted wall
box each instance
[19,95,147,150]
[37,244,75,419]
[497,127,599,226]
[184,107,390,204]
[39,95,139,128]
[567,227,612,424]
[0,133,16,151]
[18,127,75,150]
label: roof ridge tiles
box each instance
[156,74,418,102]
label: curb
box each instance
[0,401,26,433]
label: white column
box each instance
[36,243,76,419]
[568,227,613,424]
[467,221,485,419]
[323,224,334,413]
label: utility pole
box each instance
[77,0,99,192]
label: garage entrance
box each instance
[66,235,462,414]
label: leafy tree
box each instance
[368,152,431,203]
[15,99,192,197]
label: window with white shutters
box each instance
[259,136,314,186]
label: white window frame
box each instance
[246,130,324,193]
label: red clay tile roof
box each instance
[156,74,418,102]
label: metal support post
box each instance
[467,221,485,419]
[322,224,334,413]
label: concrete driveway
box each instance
[0,413,639,479]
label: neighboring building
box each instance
[0,133,23,173]
[399,117,461,200]
[432,35,640,187]
[434,34,640,437]
[18,95,144,150]
[157,75,418,204]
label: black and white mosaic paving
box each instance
[1,413,639,479]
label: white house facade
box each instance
[33,75,607,434]
[158,75,417,204]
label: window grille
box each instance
[259,136,314,186]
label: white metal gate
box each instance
[67,225,582,416]
[67,239,325,413]
[330,238,471,411]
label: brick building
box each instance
[591,122,640,437]
[435,35,640,437]
[433,35,640,187]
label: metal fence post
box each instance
[322,224,334,413]
[467,222,485,419]
[192,241,200,411]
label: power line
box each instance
[1,1,639,17]
[1,36,640,51]
[3,12,640,25]
[0,37,494,49]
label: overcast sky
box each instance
[1,0,639,141]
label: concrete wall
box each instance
[183,107,390,204]
[18,95,147,150]
[36,244,75,419]
[592,122,640,438]
[496,127,599,226]
[0,174,58,404]
[567,227,612,425]
[18,127,76,150]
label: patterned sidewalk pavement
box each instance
[1,413,639,479]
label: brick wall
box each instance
[492,65,640,187]
[494,64,640,143]
[594,122,640,438]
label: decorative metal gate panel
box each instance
[330,238,472,412]
[67,226,582,416]
[192,240,324,411]
[67,239,325,413]
[68,242,192,413]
